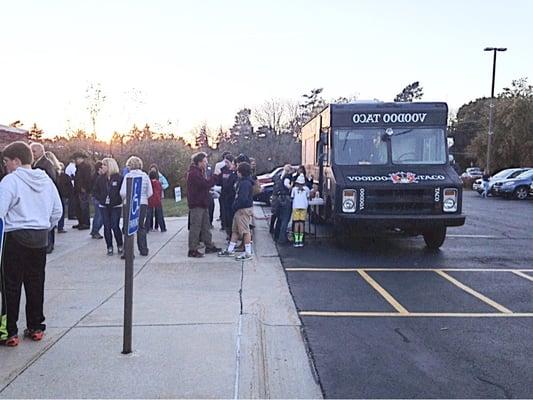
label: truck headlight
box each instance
[443,188,458,213]
[342,189,356,213]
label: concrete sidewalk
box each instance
[0,205,322,399]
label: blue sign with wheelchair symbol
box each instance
[128,177,143,236]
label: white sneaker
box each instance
[235,253,253,261]
[218,250,236,257]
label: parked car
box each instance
[530,181,533,196]
[253,165,298,205]
[461,167,483,188]
[492,169,533,200]
[472,168,531,195]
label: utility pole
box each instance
[483,47,507,174]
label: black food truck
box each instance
[301,102,465,249]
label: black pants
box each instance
[137,204,148,255]
[208,196,215,225]
[0,234,47,338]
[77,192,90,226]
[146,207,166,231]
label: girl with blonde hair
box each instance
[94,157,124,255]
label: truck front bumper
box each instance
[336,213,466,230]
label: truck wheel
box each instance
[513,186,529,200]
[423,226,447,249]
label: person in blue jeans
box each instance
[94,158,124,255]
[90,161,104,239]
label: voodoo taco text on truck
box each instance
[301,101,465,249]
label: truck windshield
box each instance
[334,129,387,165]
[391,128,446,165]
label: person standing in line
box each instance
[146,170,167,233]
[291,174,310,247]
[56,162,73,233]
[72,152,92,230]
[273,164,294,244]
[120,156,152,257]
[186,152,222,258]
[90,161,104,239]
[64,158,77,220]
[30,145,57,253]
[0,142,62,347]
[217,154,236,237]
[218,162,255,261]
[148,164,168,231]
[30,143,57,182]
[94,158,124,256]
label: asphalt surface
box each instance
[275,191,533,398]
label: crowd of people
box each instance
[0,142,170,347]
[0,140,314,348]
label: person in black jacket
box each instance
[90,161,104,239]
[30,143,57,182]
[72,152,92,230]
[56,162,73,233]
[218,162,254,261]
[217,154,237,239]
[94,158,124,255]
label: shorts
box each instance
[292,208,307,222]
[232,208,253,236]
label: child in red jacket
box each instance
[146,170,167,232]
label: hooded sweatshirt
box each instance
[120,169,153,205]
[0,167,62,232]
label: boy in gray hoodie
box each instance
[0,142,62,347]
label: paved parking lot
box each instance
[276,192,533,398]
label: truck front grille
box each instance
[363,188,437,215]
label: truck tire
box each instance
[513,186,529,200]
[423,226,447,249]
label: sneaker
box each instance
[57,229,67,234]
[23,329,44,341]
[107,248,113,256]
[235,253,253,261]
[117,246,123,254]
[72,224,80,229]
[293,242,299,248]
[188,250,204,258]
[77,225,90,230]
[91,232,103,239]
[218,249,236,257]
[205,246,222,254]
[1,335,19,347]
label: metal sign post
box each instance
[122,176,142,355]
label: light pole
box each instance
[483,47,507,174]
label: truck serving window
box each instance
[334,129,387,165]
[391,128,446,165]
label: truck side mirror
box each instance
[320,131,328,146]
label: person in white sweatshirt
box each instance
[0,141,62,347]
[120,156,153,257]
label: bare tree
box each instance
[85,82,107,138]
[253,99,288,134]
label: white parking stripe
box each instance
[512,271,533,282]
[447,234,500,238]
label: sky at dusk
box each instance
[1,0,532,141]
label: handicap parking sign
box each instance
[127,177,143,236]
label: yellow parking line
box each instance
[299,311,533,318]
[285,268,359,272]
[357,270,409,314]
[512,271,533,282]
[435,270,513,314]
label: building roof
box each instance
[0,124,29,135]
